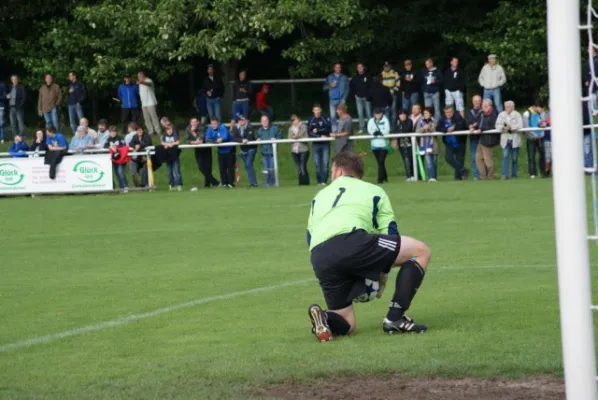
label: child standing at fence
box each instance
[392,109,415,181]
[105,125,130,191]
[415,107,438,182]
[161,124,183,191]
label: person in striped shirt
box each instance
[381,62,401,129]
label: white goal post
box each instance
[547,0,598,398]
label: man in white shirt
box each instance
[137,71,160,135]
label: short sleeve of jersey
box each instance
[375,190,398,236]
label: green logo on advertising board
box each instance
[0,163,25,186]
[72,160,105,183]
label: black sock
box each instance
[325,311,351,335]
[386,259,425,321]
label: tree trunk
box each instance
[221,60,238,122]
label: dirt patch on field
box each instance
[251,374,564,400]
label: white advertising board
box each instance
[0,154,114,195]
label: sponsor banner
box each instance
[0,154,113,195]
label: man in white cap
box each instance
[478,54,507,112]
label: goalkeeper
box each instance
[307,152,431,342]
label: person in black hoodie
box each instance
[444,57,466,117]
[391,109,415,181]
[368,75,393,120]
[351,63,372,133]
[437,105,469,180]
[232,70,252,121]
[465,95,483,180]
[307,104,332,185]
[202,64,225,121]
[422,58,443,120]
[473,99,499,179]
[400,60,421,117]
[130,126,153,187]
[230,115,258,187]
[30,129,48,154]
[186,117,220,190]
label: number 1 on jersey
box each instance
[332,187,346,208]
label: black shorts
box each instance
[310,230,401,310]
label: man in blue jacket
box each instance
[206,117,234,188]
[118,75,140,134]
[67,72,87,135]
[308,103,332,185]
[9,134,28,157]
[438,106,469,180]
[323,63,349,130]
[257,115,282,187]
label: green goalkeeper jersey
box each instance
[307,176,398,251]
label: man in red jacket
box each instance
[255,84,273,118]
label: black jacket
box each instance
[444,68,466,92]
[202,76,225,99]
[30,140,48,152]
[130,132,153,152]
[400,70,421,95]
[396,119,414,147]
[8,84,26,108]
[350,73,371,98]
[368,81,393,109]
[437,113,468,146]
[422,68,443,93]
[230,123,257,152]
[478,108,499,147]
[465,107,483,128]
[0,82,6,108]
[232,79,252,101]
[68,80,87,105]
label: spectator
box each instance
[544,112,552,176]
[194,88,209,125]
[465,95,483,180]
[478,54,507,113]
[416,107,438,182]
[67,71,86,134]
[206,117,234,187]
[438,105,469,180]
[522,101,548,178]
[585,48,598,114]
[496,100,523,180]
[7,75,26,139]
[232,70,252,121]
[104,125,129,191]
[289,114,310,185]
[400,60,421,117]
[422,58,443,120]
[583,101,593,170]
[137,71,160,135]
[255,84,273,118]
[351,63,372,133]
[231,115,258,187]
[95,119,110,149]
[118,74,139,134]
[474,99,499,180]
[410,104,424,127]
[444,57,466,116]
[257,115,282,187]
[30,129,48,154]
[203,64,224,121]
[38,73,61,130]
[69,126,94,153]
[124,123,140,187]
[45,127,67,151]
[161,124,183,191]
[381,61,400,128]
[323,63,349,130]
[331,103,354,154]
[79,118,98,141]
[130,126,152,187]
[186,117,220,190]
[367,108,391,184]
[9,134,28,157]
[368,75,393,117]
[392,109,415,182]
[0,78,5,143]
[307,103,332,185]
[160,116,171,131]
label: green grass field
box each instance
[1,176,596,399]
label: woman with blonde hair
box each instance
[289,114,310,185]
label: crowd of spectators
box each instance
[0,53,594,191]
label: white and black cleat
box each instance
[383,315,427,334]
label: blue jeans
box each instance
[390,94,398,128]
[232,100,249,120]
[240,149,257,185]
[113,164,128,189]
[206,97,222,121]
[470,136,480,179]
[167,159,183,187]
[329,99,343,130]
[424,92,441,120]
[9,106,26,138]
[483,88,503,112]
[68,103,85,134]
[43,106,59,130]
[312,142,330,184]
[0,107,5,141]
[501,141,520,178]
[355,96,371,131]
[402,93,420,115]
[262,154,275,186]
[424,154,438,180]
[584,134,594,169]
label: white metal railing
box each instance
[1,124,592,190]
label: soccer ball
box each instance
[354,279,380,303]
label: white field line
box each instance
[0,264,557,353]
